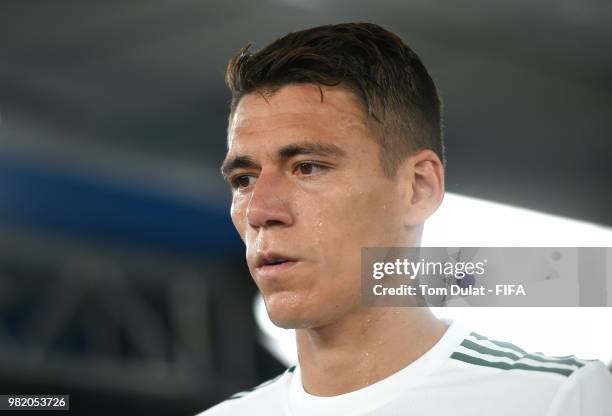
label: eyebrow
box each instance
[220,141,347,180]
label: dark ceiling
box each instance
[1,0,611,224]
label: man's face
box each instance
[223,84,408,329]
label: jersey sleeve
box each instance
[545,360,612,416]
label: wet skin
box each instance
[223,84,441,330]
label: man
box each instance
[200,23,612,415]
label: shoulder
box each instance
[445,330,612,414]
[545,358,612,416]
[195,365,296,416]
[449,331,590,379]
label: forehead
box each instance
[227,84,371,149]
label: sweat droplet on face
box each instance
[287,294,299,308]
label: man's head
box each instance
[221,23,444,329]
[225,22,444,176]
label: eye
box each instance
[231,174,255,189]
[295,162,328,176]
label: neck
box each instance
[295,307,447,396]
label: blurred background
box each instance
[1,0,611,414]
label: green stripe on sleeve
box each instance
[450,352,574,377]
[461,339,584,368]
[470,332,528,355]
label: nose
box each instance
[246,171,294,229]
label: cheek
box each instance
[230,196,247,239]
[323,183,399,247]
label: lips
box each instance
[255,252,299,277]
[256,251,297,267]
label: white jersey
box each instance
[198,320,612,415]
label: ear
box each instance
[397,149,445,227]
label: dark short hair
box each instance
[225,22,444,175]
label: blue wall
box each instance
[0,157,241,256]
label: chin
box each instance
[263,294,315,329]
[268,315,304,330]
[266,305,310,329]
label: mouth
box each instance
[255,253,299,276]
